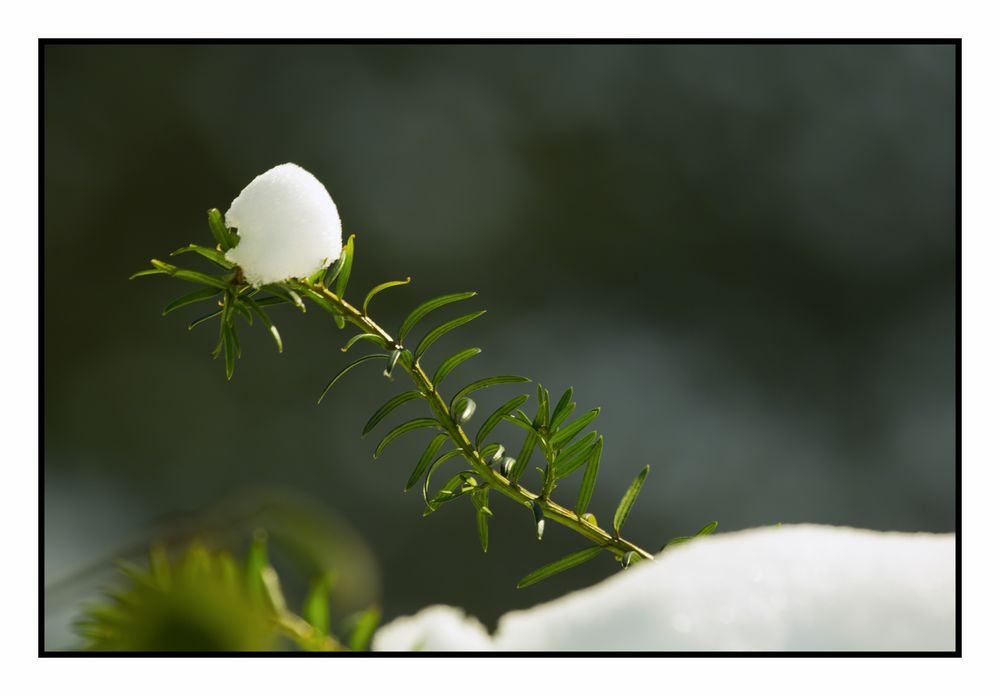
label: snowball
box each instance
[370,605,493,652]
[372,525,956,651]
[224,163,342,286]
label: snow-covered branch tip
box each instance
[132,162,717,588]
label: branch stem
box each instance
[308,283,654,561]
[275,611,344,651]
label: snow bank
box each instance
[373,524,955,651]
[224,163,342,286]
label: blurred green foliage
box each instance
[75,538,297,651]
[75,532,379,652]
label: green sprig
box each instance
[132,210,718,590]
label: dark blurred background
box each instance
[42,43,956,648]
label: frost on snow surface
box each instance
[224,163,342,286]
[372,524,955,651]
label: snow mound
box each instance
[374,524,956,651]
[371,605,492,652]
[224,163,342,286]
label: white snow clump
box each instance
[224,163,342,286]
[370,605,492,652]
[372,524,956,651]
